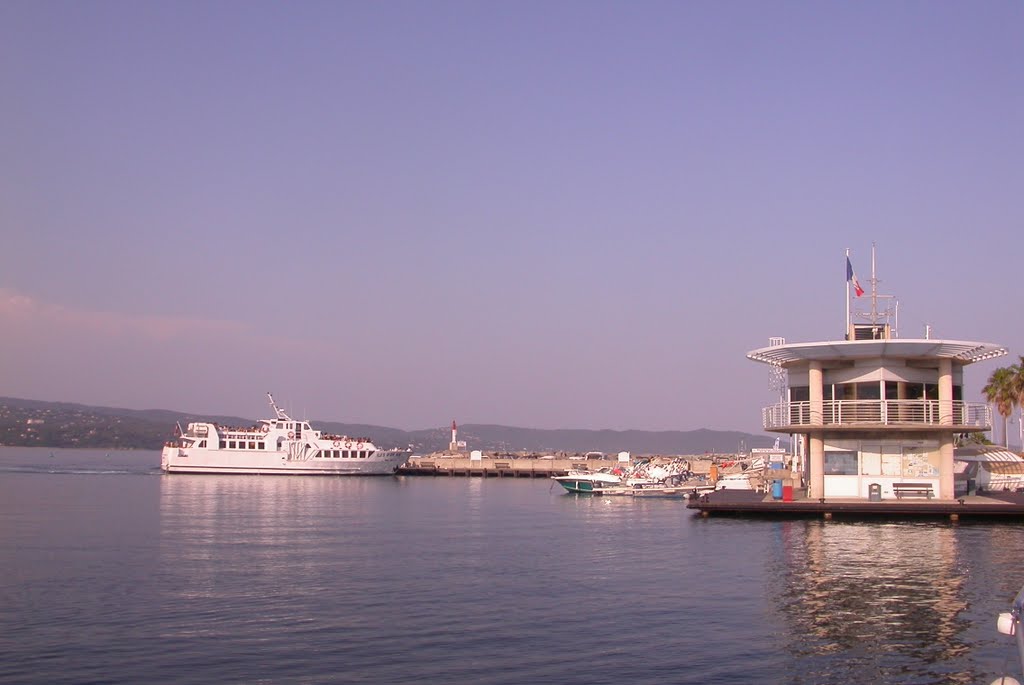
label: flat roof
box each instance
[747,339,1007,367]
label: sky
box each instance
[1,1,1021,435]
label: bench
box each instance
[893,482,933,499]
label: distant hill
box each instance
[0,396,779,455]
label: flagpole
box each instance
[845,248,851,338]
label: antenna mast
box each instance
[851,242,899,339]
[267,392,292,421]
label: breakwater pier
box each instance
[399,455,595,478]
[398,454,717,478]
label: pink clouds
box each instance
[0,288,248,342]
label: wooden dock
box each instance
[686,488,1024,520]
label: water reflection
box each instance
[157,475,384,604]
[767,521,974,683]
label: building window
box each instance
[824,450,858,475]
[861,445,939,478]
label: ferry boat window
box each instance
[824,450,858,475]
[258,442,264,450]
[249,442,256,449]
[229,440,236,449]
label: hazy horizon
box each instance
[2,2,1020,436]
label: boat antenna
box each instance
[267,392,292,421]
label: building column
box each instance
[809,362,825,498]
[938,358,954,499]
[809,433,824,499]
[938,435,954,499]
[809,362,824,425]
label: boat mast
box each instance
[267,392,292,421]
[869,242,879,326]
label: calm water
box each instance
[1,447,1023,685]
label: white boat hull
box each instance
[161,446,409,475]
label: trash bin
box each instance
[771,479,783,500]
[868,483,881,502]
[782,484,794,502]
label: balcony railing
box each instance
[762,400,991,431]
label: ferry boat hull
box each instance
[161,446,410,475]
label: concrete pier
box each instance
[398,454,718,478]
[687,488,1024,520]
[398,456,587,478]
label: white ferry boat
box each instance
[161,393,411,475]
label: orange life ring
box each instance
[261,425,269,433]
[333,440,341,448]
[288,431,295,439]
[345,441,353,449]
[356,441,364,449]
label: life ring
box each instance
[356,441,364,449]
[261,425,269,433]
[288,431,295,439]
[345,441,353,449]
[333,440,341,448]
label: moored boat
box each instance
[995,584,1024,685]
[552,468,623,493]
[553,459,713,496]
[161,393,411,475]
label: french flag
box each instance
[846,257,864,297]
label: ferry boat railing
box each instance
[763,400,991,430]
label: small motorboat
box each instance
[552,468,623,493]
[994,584,1024,685]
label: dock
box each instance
[687,488,1024,520]
[398,454,718,479]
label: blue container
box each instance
[770,462,784,470]
[771,479,783,499]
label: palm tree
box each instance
[983,366,1017,447]
[1010,356,1024,449]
